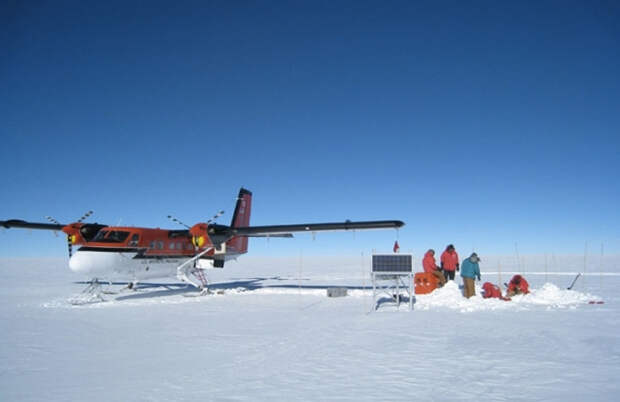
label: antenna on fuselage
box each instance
[167,215,190,229]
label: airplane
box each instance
[1,188,404,293]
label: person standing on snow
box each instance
[440,244,460,281]
[422,249,447,287]
[460,252,481,298]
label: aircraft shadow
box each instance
[75,281,196,301]
[79,277,383,301]
[212,277,390,294]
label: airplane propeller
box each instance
[47,211,94,258]
[46,215,71,255]
[45,216,61,237]
[169,211,224,250]
[167,215,190,229]
[77,210,93,223]
[207,210,225,224]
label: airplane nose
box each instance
[68,250,128,278]
[69,251,91,273]
[69,250,112,276]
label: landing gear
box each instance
[192,267,209,291]
[175,247,214,291]
[69,278,109,305]
[180,268,211,297]
[83,278,104,295]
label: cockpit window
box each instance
[93,230,108,242]
[92,230,131,243]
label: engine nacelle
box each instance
[62,223,87,245]
[189,223,214,249]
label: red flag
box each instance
[393,240,400,253]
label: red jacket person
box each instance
[440,244,459,281]
[422,249,447,287]
[506,275,530,297]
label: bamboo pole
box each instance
[498,260,502,289]
[515,242,521,274]
[361,251,365,313]
[583,241,588,291]
[600,242,604,293]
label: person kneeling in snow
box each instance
[482,282,502,299]
[506,274,529,297]
[482,282,510,301]
[423,249,447,287]
[460,253,481,298]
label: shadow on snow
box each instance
[74,277,381,301]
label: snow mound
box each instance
[518,282,596,308]
[414,281,598,312]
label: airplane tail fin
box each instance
[227,188,252,254]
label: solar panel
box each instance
[372,254,412,272]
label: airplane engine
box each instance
[189,223,214,249]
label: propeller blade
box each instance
[77,210,93,223]
[45,217,62,237]
[45,216,61,225]
[207,210,225,224]
[167,215,190,229]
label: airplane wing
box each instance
[230,220,404,237]
[0,219,65,231]
[245,233,294,238]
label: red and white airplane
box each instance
[1,188,404,291]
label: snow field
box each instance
[1,257,618,401]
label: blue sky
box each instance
[1,1,619,259]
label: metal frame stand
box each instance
[371,254,413,311]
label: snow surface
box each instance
[1,256,619,401]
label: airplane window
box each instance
[149,241,155,249]
[129,234,139,247]
[108,231,130,242]
[169,242,175,250]
[176,242,182,250]
[157,241,164,250]
[93,230,108,242]
[94,231,130,243]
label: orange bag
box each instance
[414,272,438,295]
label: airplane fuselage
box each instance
[68,226,237,282]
